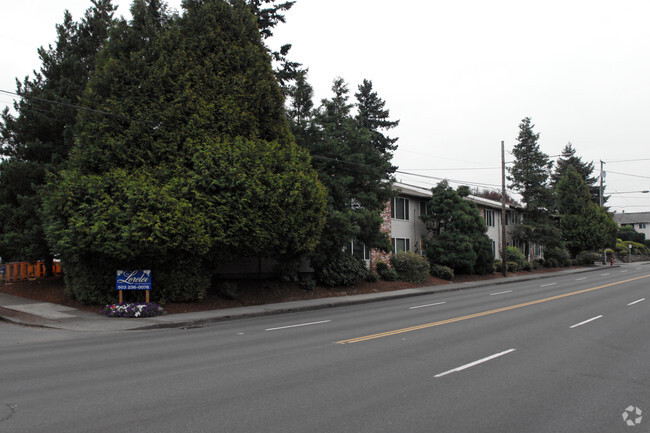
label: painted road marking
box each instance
[434,349,516,378]
[335,274,650,344]
[540,283,557,287]
[490,290,512,296]
[627,298,645,306]
[570,315,603,329]
[265,320,331,331]
[621,270,628,273]
[575,277,587,281]
[601,273,610,276]
[410,302,446,310]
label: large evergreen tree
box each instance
[421,181,494,275]
[0,0,117,269]
[43,0,326,303]
[556,166,617,257]
[551,143,604,205]
[297,77,395,284]
[507,117,560,252]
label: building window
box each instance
[391,237,410,253]
[639,223,647,229]
[484,209,495,227]
[420,200,428,216]
[391,197,410,220]
[350,240,370,260]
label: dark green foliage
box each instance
[390,251,430,284]
[431,264,454,280]
[506,246,526,267]
[376,262,398,281]
[522,261,533,271]
[576,251,601,265]
[422,181,494,274]
[313,251,366,287]
[507,117,559,249]
[494,261,507,273]
[544,246,571,267]
[299,275,316,291]
[364,271,379,283]
[551,143,603,205]
[557,166,617,257]
[618,226,645,243]
[507,261,520,272]
[645,239,650,249]
[43,0,326,303]
[217,282,240,300]
[0,1,117,267]
[290,77,397,274]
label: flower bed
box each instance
[101,303,164,318]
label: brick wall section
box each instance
[370,200,393,271]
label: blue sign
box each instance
[116,270,151,291]
[0,265,5,275]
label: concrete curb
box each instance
[0,264,634,332]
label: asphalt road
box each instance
[1,264,649,432]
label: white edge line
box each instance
[265,320,331,331]
[434,349,516,378]
[490,290,512,296]
[570,315,603,329]
[540,283,557,287]
[627,298,645,306]
[410,302,446,310]
[575,277,587,281]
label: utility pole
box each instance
[501,141,507,276]
[600,160,606,265]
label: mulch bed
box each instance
[0,266,582,315]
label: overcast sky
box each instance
[2,0,650,212]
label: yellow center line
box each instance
[335,274,650,344]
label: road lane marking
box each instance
[540,283,557,287]
[601,273,610,276]
[265,320,331,331]
[410,302,446,310]
[627,298,645,306]
[570,315,603,329]
[335,274,650,344]
[621,270,628,273]
[575,277,587,281]
[490,290,512,296]
[434,349,516,378]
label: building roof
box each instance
[393,182,519,211]
[612,212,650,225]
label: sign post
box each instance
[116,270,152,304]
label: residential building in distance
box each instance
[365,182,541,270]
[612,211,650,239]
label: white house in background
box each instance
[365,182,541,270]
[612,211,650,239]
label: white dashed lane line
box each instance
[489,290,512,296]
[409,302,446,310]
[570,315,603,329]
[265,320,331,331]
[434,349,517,378]
[627,298,645,306]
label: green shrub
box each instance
[299,275,316,291]
[544,246,570,267]
[390,251,430,284]
[576,251,601,265]
[522,261,533,271]
[365,271,379,283]
[494,261,507,273]
[314,252,366,287]
[506,246,526,267]
[217,282,239,300]
[507,261,519,272]
[376,261,399,281]
[431,264,454,280]
[545,258,559,268]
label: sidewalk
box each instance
[0,264,630,332]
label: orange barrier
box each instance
[0,261,61,282]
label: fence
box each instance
[0,261,62,282]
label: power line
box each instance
[606,170,650,180]
[0,88,157,127]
